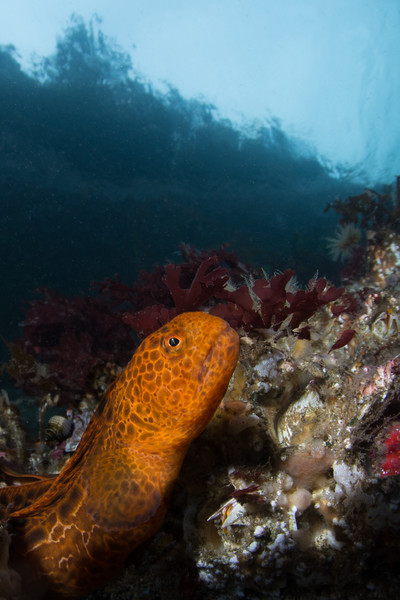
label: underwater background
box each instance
[1,3,400,599]
[1,2,398,353]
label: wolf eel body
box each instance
[0,312,239,598]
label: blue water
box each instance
[0,16,377,356]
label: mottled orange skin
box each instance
[0,312,239,598]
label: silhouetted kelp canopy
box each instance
[0,16,363,346]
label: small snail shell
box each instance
[45,415,73,442]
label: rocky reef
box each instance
[1,183,400,599]
[88,233,400,600]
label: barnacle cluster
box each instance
[191,321,400,598]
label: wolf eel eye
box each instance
[168,337,181,347]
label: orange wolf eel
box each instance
[0,312,239,598]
